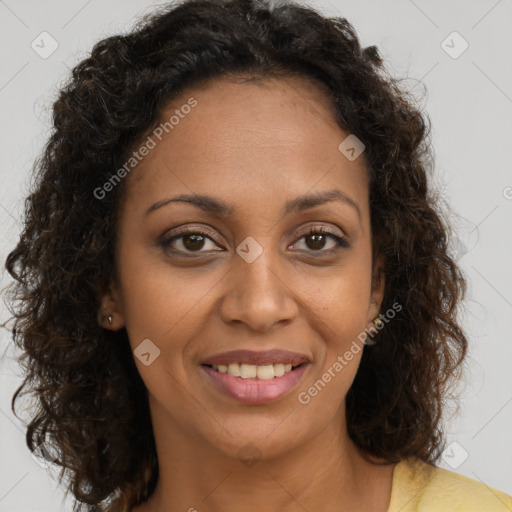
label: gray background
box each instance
[1,0,511,510]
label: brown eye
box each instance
[181,233,207,251]
[292,227,349,253]
[159,227,224,255]
[304,232,330,251]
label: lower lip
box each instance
[201,364,309,404]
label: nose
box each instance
[219,249,298,333]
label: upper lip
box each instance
[202,349,310,367]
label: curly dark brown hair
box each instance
[3,0,468,510]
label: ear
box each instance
[97,280,126,330]
[367,252,386,324]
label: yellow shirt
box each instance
[388,457,512,511]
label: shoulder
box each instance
[387,456,512,512]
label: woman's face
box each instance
[102,76,384,462]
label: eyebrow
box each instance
[146,189,361,221]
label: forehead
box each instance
[122,75,369,217]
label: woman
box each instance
[4,0,511,510]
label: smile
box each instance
[201,363,309,404]
[207,362,297,379]
[200,348,310,403]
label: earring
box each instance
[364,315,383,347]
[108,315,113,326]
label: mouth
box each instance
[200,349,310,404]
[202,362,304,379]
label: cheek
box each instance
[300,256,373,404]
[116,251,207,406]
[308,262,373,343]
[295,280,369,419]
[116,242,229,399]
[117,241,208,341]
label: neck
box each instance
[131,399,395,512]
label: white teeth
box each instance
[227,363,240,377]
[273,363,285,377]
[240,364,257,378]
[256,364,274,380]
[211,362,299,379]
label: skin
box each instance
[99,75,395,512]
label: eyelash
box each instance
[158,226,349,257]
